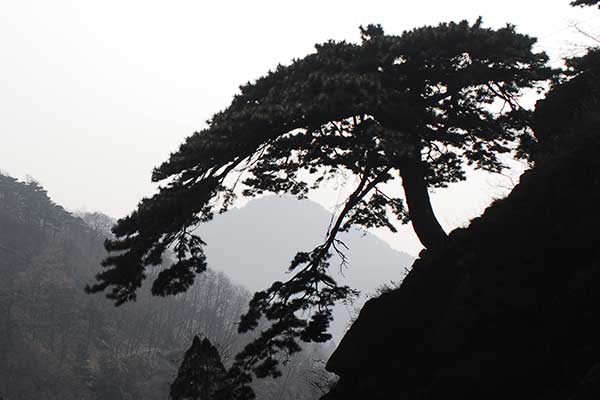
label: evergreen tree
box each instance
[88,20,553,380]
[170,336,227,400]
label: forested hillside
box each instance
[0,175,330,399]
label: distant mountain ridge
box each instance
[199,195,415,341]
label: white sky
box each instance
[1,1,598,255]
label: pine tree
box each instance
[89,19,554,381]
[170,336,227,400]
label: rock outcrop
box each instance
[323,49,600,400]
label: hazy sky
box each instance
[1,1,598,255]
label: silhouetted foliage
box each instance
[571,0,600,7]
[87,20,554,383]
[533,19,599,156]
[534,56,599,153]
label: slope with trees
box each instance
[0,175,330,399]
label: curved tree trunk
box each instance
[400,158,448,251]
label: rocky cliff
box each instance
[323,49,600,400]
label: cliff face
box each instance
[323,53,600,400]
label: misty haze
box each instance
[1,1,600,399]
